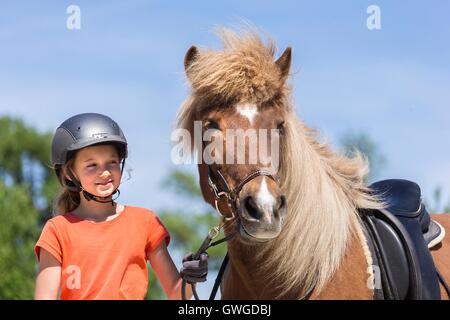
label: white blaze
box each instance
[256,177,277,222]
[235,103,258,125]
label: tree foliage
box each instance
[0,117,57,219]
[0,116,58,299]
[0,181,40,299]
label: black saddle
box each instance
[360,179,448,300]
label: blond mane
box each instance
[177,28,384,298]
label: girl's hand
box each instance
[179,252,208,283]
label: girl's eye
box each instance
[87,164,96,168]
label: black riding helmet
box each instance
[52,113,128,204]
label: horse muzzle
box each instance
[237,192,287,242]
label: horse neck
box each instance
[222,224,305,299]
[221,239,288,299]
[221,241,259,299]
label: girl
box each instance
[34,113,207,300]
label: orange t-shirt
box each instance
[34,206,170,300]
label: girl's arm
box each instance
[148,242,193,300]
[34,248,62,300]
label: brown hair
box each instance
[52,157,81,216]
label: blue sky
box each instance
[1,0,450,295]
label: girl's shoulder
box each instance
[123,206,168,230]
[41,213,85,233]
[46,206,162,228]
[46,213,78,225]
[123,205,160,222]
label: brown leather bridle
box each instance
[206,165,279,222]
[181,164,280,300]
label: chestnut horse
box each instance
[176,29,450,299]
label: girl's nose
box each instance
[99,170,111,178]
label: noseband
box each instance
[206,165,279,221]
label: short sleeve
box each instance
[34,220,63,264]
[145,213,171,256]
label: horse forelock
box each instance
[177,28,291,152]
[184,28,288,107]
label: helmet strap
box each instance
[65,167,123,206]
[82,189,120,206]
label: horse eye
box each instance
[277,121,285,135]
[204,119,221,131]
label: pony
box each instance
[176,28,450,299]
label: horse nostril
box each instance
[244,196,263,220]
[278,196,286,211]
[274,195,286,219]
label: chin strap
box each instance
[81,188,121,205]
[65,159,126,206]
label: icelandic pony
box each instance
[176,29,450,299]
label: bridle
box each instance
[181,163,279,300]
[206,165,279,221]
[181,157,315,300]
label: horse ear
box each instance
[184,45,199,74]
[275,47,292,84]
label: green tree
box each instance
[0,116,58,299]
[0,117,57,219]
[0,181,40,299]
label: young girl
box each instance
[34,113,207,300]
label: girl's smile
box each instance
[95,179,113,186]
[95,180,115,195]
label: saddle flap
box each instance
[370,217,410,299]
[366,179,442,299]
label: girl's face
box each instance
[71,144,122,198]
